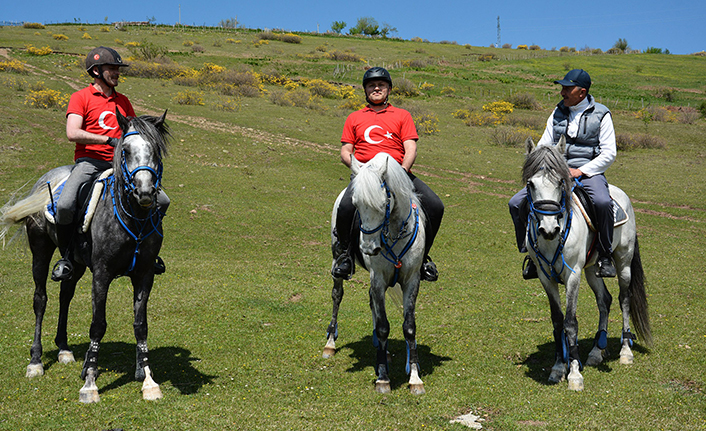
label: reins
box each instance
[359,181,420,286]
[108,130,165,275]
[526,179,576,283]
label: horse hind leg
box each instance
[323,277,343,359]
[55,265,86,365]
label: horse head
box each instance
[524,136,571,241]
[115,110,170,209]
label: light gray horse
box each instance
[324,153,426,394]
[522,136,652,391]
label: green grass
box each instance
[1,24,705,430]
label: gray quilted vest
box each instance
[551,95,611,168]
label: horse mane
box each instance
[522,144,572,197]
[352,153,419,213]
[113,114,171,171]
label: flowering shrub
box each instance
[24,89,69,109]
[517,44,528,50]
[82,33,92,40]
[452,109,471,120]
[125,42,141,48]
[440,86,456,96]
[172,90,205,106]
[23,22,45,29]
[183,41,194,47]
[100,26,110,32]
[420,82,434,91]
[53,34,68,41]
[26,45,52,56]
[482,101,514,123]
[338,97,366,112]
[0,59,29,73]
[225,38,240,44]
[466,112,497,126]
[414,112,440,135]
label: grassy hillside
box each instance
[0,24,705,430]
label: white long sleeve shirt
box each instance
[536,96,616,177]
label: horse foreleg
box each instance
[403,282,424,395]
[80,277,109,403]
[370,284,390,393]
[564,273,584,391]
[323,277,344,359]
[585,271,612,367]
[543,281,567,383]
[132,275,162,401]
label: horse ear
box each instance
[116,108,130,133]
[557,134,567,154]
[350,154,362,176]
[156,109,168,127]
[525,137,536,155]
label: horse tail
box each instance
[628,236,653,347]
[0,183,50,247]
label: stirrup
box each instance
[421,256,438,282]
[595,256,616,278]
[51,258,74,282]
[154,256,166,275]
[522,255,538,280]
[332,253,353,280]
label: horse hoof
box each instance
[567,377,584,391]
[322,346,336,359]
[26,363,44,378]
[142,386,163,401]
[409,384,425,395]
[375,380,391,394]
[79,388,100,404]
[619,345,634,365]
[58,350,75,364]
[585,349,604,367]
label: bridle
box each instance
[359,181,420,286]
[526,176,575,283]
[105,130,165,274]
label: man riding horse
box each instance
[52,46,169,281]
[509,69,617,279]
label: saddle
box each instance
[571,185,628,231]
[45,169,113,232]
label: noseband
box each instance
[358,181,420,286]
[526,177,575,282]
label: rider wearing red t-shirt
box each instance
[51,47,168,281]
[333,67,444,281]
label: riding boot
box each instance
[331,238,353,280]
[595,254,616,278]
[522,255,538,280]
[51,224,75,282]
[154,256,166,275]
[420,255,438,282]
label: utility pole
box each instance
[178,4,181,25]
[497,16,501,48]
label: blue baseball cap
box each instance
[554,69,591,91]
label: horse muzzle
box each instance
[538,220,561,240]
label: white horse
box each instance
[522,137,652,391]
[323,153,426,394]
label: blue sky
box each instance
[2,0,705,55]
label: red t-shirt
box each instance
[66,85,136,162]
[341,105,418,164]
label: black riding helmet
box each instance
[362,67,392,106]
[85,46,129,84]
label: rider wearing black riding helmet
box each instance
[333,66,445,282]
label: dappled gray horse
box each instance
[522,136,652,391]
[324,152,426,394]
[0,110,170,402]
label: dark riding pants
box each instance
[336,171,444,256]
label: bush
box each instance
[699,101,706,118]
[123,58,189,80]
[529,45,540,51]
[211,96,241,112]
[559,46,570,52]
[466,112,497,127]
[23,22,45,29]
[452,109,471,120]
[172,90,205,106]
[517,44,528,50]
[183,40,194,47]
[279,33,302,44]
[478,53,496,62]
[82,32,92,40]
[53,34,68,41]
[26,45,52,56]
[0,59,29,74]
[325,50,363,62]
[406,105,439,135]
[127,40,168,61]
[490,126,540,147]
[440,86,455,96]
[192,44,205,53]
[505,92,540,110]
[502,43,512,49]
[616,133,666,150]
[24,89,69,109]
[338,97,366,112]
[391,78,419,97]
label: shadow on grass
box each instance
[45,342,216,395]
[339,336,452,390]
[519,336,651,385]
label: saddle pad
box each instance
[81,169,113,233]
[572,192,628,232]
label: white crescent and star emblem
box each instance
[364,125,387,144]
[98,111,117,130]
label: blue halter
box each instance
[108,130,165,274]
[526,180,575,283]
[359,181,420,286]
